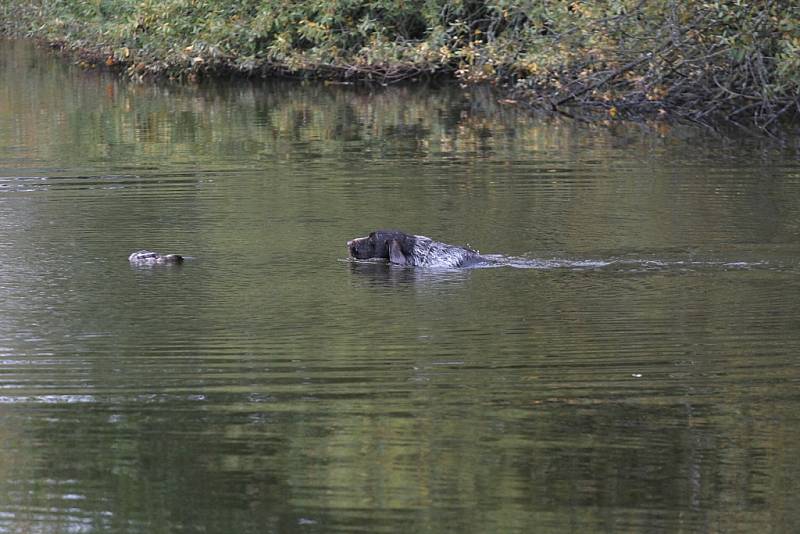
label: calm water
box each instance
[1,38,800,533]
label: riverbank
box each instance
[2,1,798,133]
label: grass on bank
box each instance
[1,0,799,132]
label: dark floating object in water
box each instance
[128,250,184,265]
[347,230,485,268]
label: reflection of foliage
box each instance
[0,41,584,170]
[1,1,798,131]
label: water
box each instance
[1,38,800,533]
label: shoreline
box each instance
[2,1,797,135]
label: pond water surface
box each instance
[1,39,800,533]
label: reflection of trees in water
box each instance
[0,38,633,169]
[7,39,797,257]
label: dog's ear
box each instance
[389,239,408,265]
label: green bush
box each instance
[2,0,798,129]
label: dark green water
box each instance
[1,38,800,533]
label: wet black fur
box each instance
[347,230,482,268]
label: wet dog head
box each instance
[347,230,413,262]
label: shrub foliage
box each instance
[2,0,798,129]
